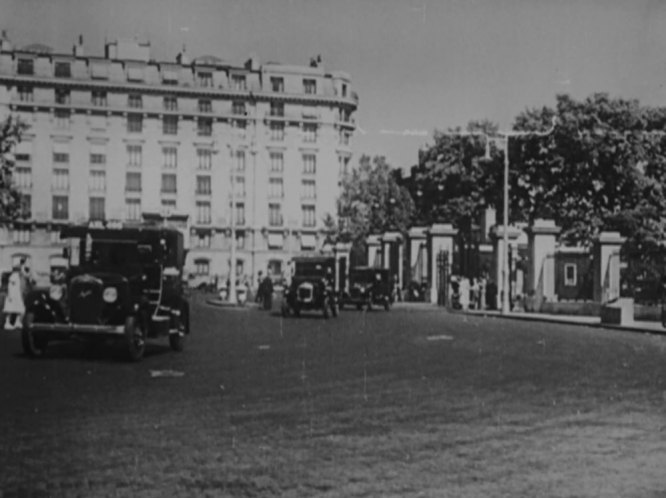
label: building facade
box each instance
[0,35,357,286]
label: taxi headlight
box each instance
[102,287,118,303]
[49,285,63,301]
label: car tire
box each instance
[331,300,339,317]
[384,298,391,311]
[323,298,330,319]
[169,301,189,352]
[21,312,47,358]
[125,315,146,362]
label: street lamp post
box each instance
[438,118,557,314]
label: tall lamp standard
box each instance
[438,118,557,314]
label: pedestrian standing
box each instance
[4,267,25,330]
[262,274,274,311]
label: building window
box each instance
[198,99,212,113]
[90,152,106,166]
[196,201,211,224]
[269,152,283,173]
[236,231,245,250]
[125,198,141,220]
[54,109,71,129]
[235,203,245,225]
[53,151,69,164]
[161,173,177,194]
[197,118,212,136]
[564,264,577,286]
[341,83,347,97]
[271,77,284,92]
[14,167,32,189]
[302,179,316,199]
[17,58,34,76]
[302,205,316,228]
[127,145,142,167]
[193,233,211,249]
[52,169,69,191]
[197,149,212,170]
[196,175,211,195]
[303,123,317,143]
[303,78,317,94]
[234,176,246,197]
[15,153,31,163]
[89,197,105,221]
[270,102,284,117]
[89,170,106,192]
[231,119,246,139]
[91,91,107,106]
[232,101,246,116]
[235,150,246,172]
[198,72,213,88]
[339,155,350,176]
[302,154,316,175]
[269,203,283,227]
[232,74,246,91]
[128,94,142,109]
[163,115,178,135]
[52,195,69,220]
[12,228,31,245]
[270,122,285,141]
[127,114,143,133]
[195,259,210,276]
[163,96,178,111]
[125,172,142,192]
[269,178,284,198]
[161,198,177,212]
[18,86,33,102]
[19,194,31,219]
[340,130,350,145]
[163,147,177,169]
[55,89,71,105]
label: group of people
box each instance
[255,271,274,310]
[3,258,35,330]
[451,275,494,310]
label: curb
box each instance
[464,310,666,335]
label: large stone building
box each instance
[0,34,357,286]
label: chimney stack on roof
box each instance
[73,34,84,57]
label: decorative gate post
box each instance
[426,223,458,304]
[366,234,381,268]
[381,231,404,290]
[490,225,522,311]
[525,219,560,310]
[593,231,625,304]
[407,226,428,290]
[334,241,352,295]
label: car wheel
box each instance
[323,298,330,319]
[169,302,189,352]
[21,312,47,358]
[125,315,146,361]
[331,300,339,317]
[384,298,391,311]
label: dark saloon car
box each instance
[342,267,393,311]
[282,256,338,318]
[21,222,190,361]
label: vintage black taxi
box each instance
[342,267,393,311]
[282,256,339,318]
[21,222,190,361]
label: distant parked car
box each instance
[342,267,393,311]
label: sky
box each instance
[3,0,666,170]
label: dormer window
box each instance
[198,72,213,88]
[271,77,284,92]
[232,74,246,91]
[303,79,316,95]
[54,62,71,78]
[17,58,34,75]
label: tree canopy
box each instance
[334,155,414,263]
[0,115,28,221]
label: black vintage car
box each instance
[21,223,190,361]
[282,256,338,318]
[342,267,393,311]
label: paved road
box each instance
[1,295,666,497]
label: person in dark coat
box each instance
[262,274,274,310]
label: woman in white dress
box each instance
[4,269,25,330]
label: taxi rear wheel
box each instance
[21,312,47,358]
[125,315,146,362]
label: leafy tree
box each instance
[335,155,414,264]
[409,120,501,231]
[0,115,28,221]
